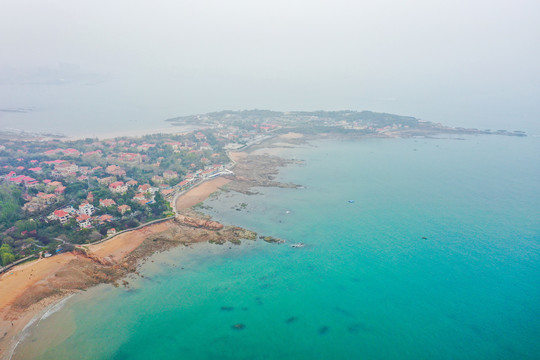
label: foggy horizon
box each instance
[1,0,539,134]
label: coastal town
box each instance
[0,129,237,269]
[0,110,526,269]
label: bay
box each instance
[13,135,540,360]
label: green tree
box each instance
[0,244,15,266]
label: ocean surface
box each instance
[13,135,540,360]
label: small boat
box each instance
[348,200,355,203]
[290,243,305,248]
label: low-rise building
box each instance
[99,198,116,207]
[118,204,131,214]
[79,202,95,216]
[76,214,92,228]
[163,170,178,180]
[51,209,71,224]
[109,181,127,194]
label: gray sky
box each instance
[1,0,539,134]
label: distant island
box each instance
[166,109,527,138]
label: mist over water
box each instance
[1,1,539,135]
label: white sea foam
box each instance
[38,294,74,323]
[6,294,75,360]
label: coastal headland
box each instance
[0,134,301,360]
[0,109,526,359]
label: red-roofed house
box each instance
[137,143,156,151]
[109,181,127,194]
[37,192,57,205]
[118,204,131,214]
[64,148,80,156]
[133,193,146,202]
[138,184,151,193]
[97,214,113,224]
[99,199,116,207]
[106,165,126,176]
[163,170,178,180]
[161,189,175,197]
[76,214,92,228]
[52,210,71,224]
[79,202,95,216]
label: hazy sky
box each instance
[1,0,539,134]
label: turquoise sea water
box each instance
[13,136,540,359]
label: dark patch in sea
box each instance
[232,323,245,330]
[260,283,271,289]
[334,306,353,317]
[255,297,263,305]
[241,307,249,311]
[221,306,234,311]
[318,326,329,335]
[285,316,298,324]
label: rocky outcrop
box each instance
[175,215,224,230]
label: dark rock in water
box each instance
[318,326,329,335]
[285,316,298,324]
[255,297,263,305]
[221,306,234,311]
[422,236,428,239]
[241,307,249,311]
[260,283,271,289]
[232,323,245,330]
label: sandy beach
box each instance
[0,134,300,359]
[0,171,241,360]
[175,177,231,211]
[0,219,177,360]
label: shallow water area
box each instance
[12,135,540,360]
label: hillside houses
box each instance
[1,127,235,261]
[117,152,141,163]
[163,170,178,180]
[105,165,126,176]
[78,202,95,216]
[50,209,71,224]
[109,181,128,194]
[137,143,156,151]
[118,204,131,214]
[99,198,116,207]
[76,214,92,228]
[52,162,78,177]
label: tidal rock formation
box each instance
[175,215,224,230]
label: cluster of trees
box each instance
[0,244,15,266]
[0,184,23,225]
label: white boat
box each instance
[290,243,305,248]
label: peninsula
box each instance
[0,109,526,359]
